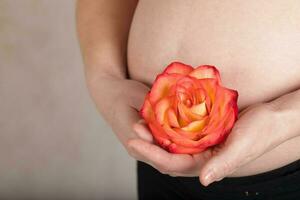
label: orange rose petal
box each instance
[170,109,235,148]
[177,102,192,124]
[177,92,189,102]
[164,124,205,147]
[225,89,238,119]
[176,77,199,91]
[189,65,221,84]
[177,102,204,122]
[199,109,236,147]
[163,62,194,75]
[163,124,192,141]
[210,87,238,118]
[149,73,183,104]
[200,128,226,148]
[172,128,202,141]
[190,102,207,116]
[168,84,185,97]
[197,79,218,104]
[148,122,171,148]
[181,118,207,132]
[194,88,206,104]
[169,96,179,113]
[140,95,155,123]
[167,108,180,128]
[225,88,239,108]
[154,97,171,125]
[193,86,212,113]
[204,94,212,113]
[178,116,190,127]
[168,143,206,154]
[178,79,195,89]
[204,107,229,133]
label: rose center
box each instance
[184,99,192,107]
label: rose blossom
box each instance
[140,62,238,154]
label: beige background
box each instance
[0,0,136,199]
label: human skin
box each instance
[76,0,300,186]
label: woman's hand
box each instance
[87,75,151,146]
[127,93,274,180]
[129,101,287,184]
[131,88,300,187]
[88,75,203,175]
[198,102,285,186]
[128,121,208,176]
[88,75,199,174]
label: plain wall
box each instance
[0,0,136,199]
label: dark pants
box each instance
[137,159,300,200]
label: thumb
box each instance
[199,142,244,186]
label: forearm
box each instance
[87,76,148,123]
[267,88,300,141]
[76,0,141,120]
[76,0,138,81]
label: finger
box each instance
[169,172,197,177]
[127,82,150,110]
[114,105,148,144]
[199,135,252,186]
[132,120,153,143]
[168,149,214,177]
[127,139,196,175]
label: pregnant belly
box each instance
[127,0,300,176]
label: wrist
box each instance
[85,67,125,87]
[264,101,298,142]
[86,75,149,112]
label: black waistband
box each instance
[219,158,300,185]
[204,159,300,197]
[137,159,300,199]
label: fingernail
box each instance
[203,171,214,186]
